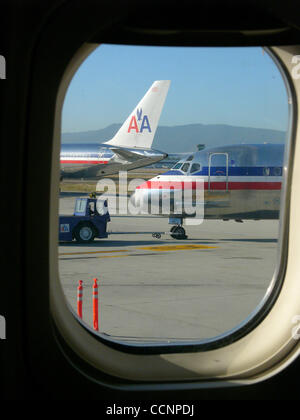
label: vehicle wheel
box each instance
[74,223,95,243]
[170,226,187,240]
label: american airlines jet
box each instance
[60,80,170,179]
[131,143,284,239]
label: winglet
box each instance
[105,80,170,149]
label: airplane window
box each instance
[273,167,282,176]
[172,162,183,169]
[58,44,289,348]
[181,163,190,173]
[190,163,201,173]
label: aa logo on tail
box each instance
[128,108,151,133]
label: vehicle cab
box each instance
[59,197,110,242]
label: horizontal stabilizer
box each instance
[109,147,143,162]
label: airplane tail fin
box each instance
[105,80,170,149]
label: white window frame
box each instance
[50,44,300,385]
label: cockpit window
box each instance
[172,162,183,169]
[181,163,190,173]
[190,163,201,173]
[186,155,194,161]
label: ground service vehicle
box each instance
[2,0,300,402]
[59,197,110,242]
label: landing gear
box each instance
[170,225,187,240]
[169,217,187,240]
[152,217,188,240]
[152,226,187,240]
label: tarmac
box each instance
[58,193,280,342]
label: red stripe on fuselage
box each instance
[60,160,109,164]
[136,180,282,190]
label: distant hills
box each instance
[61,123,286,153]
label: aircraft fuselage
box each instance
[60,143,167,178]
[132,143,284,221]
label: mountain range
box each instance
[61,123,286,153]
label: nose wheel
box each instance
[152,225,187,240]
[152,217,188,240]
[170,225,187,240]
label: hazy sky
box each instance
[62,45,289,133]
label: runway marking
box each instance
[59,244,218,260]
[59,249,129,256]
[96,254,131,259]
[137,244,218,251]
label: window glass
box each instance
[74,198,87,213]
[191,163,201,173]
[172,162,183,169]
[181,163,190,173]
[59,45,289,344]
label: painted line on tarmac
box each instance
[137,244,218,251]
[59,244,217,257]
[96,254,131,259]
[59,243,218,260]
[60,253,163,261]
[59,249,130,256]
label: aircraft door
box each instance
[208,153,229,191]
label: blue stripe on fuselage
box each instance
[162,167,283,177]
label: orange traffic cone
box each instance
[77,280,83,319]
[93,278,99,331]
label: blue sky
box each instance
[62,45,289,133]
